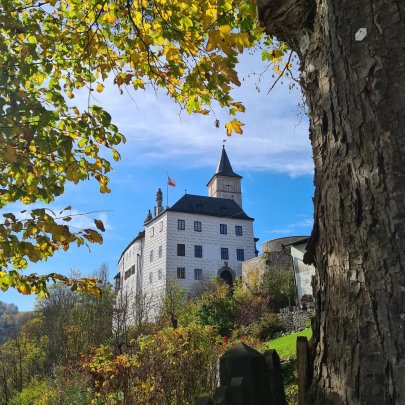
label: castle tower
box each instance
[154,188,163,217]
[206,146,243,207]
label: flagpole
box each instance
[166,172,169,208]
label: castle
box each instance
[114,147,258,321]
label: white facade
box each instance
[165,211,255,289]
[115,148,257,321]
[142,213,168,316]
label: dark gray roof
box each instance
[117,230,145,263]
[216,146,242,178]
[207,147,242,186]
[282,236,309,247]
[167,194,253,220]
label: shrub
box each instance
[9,379,57,405]
[224,334,267,351]
[249,313,284,341]
[156,280,189,328]
[49,367,92,405]
[82,324,221,404]
[285,384,299,405]
[261,267,296,312]
[234,293,270,327]
[194,282,236,336]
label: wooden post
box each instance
[297,336,309,405]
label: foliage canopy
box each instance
[1,0,287,296]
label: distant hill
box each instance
[0,301,31,343]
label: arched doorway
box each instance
[217,266,235,287]
[220,269,233,286]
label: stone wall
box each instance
[242,239,294,289]
[276,308,315,333]
[242,256,265,288]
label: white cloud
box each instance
[71,52,313,177]
[59,209,112,232]
[265,217,313,235]
[1,202,111,232]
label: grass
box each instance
[267,328,312,359]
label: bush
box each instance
[194,282,236,336]
[234,293,270,327]
[49,368,92,405]
[156,281,189,328]
[261,267,296,312]
[9,379,57,405]
[248,313,284,341]
[285,384,299,405]
[82,324,221,404]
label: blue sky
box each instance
[2,51,314,311]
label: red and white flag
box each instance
[167,175,176,187]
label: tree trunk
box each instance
[258,0,405,403]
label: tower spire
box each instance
[207,146,243,207]
[215,145,241,178]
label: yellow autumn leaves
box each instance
[206,25,251,55]
[225,119,245,136]
[57,0,262,136]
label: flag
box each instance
[167,175,176,187]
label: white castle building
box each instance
[114,147,258,321]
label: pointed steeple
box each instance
[215,145,242,178]
[207,146,243,207]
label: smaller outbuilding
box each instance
[242,236,315,306]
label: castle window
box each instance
[125,268,132,280]
[151,227,154,237]
[237,249,245,261]
[221,248,229,260]
[158,245,163,258]
[177,267,185,279]
[131,265,135,276]
[159,221,163,232]
[114,275,121,291]
[178,219,185,230]
[158,269,162,280]
[194,269,203,280]
[220,224,227,234]
[177,244,185,256]
[149,272,153,284]
[235,225,243,236]
[150,250,153,262]
[194,245,202,258]
[194,221,202,232]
